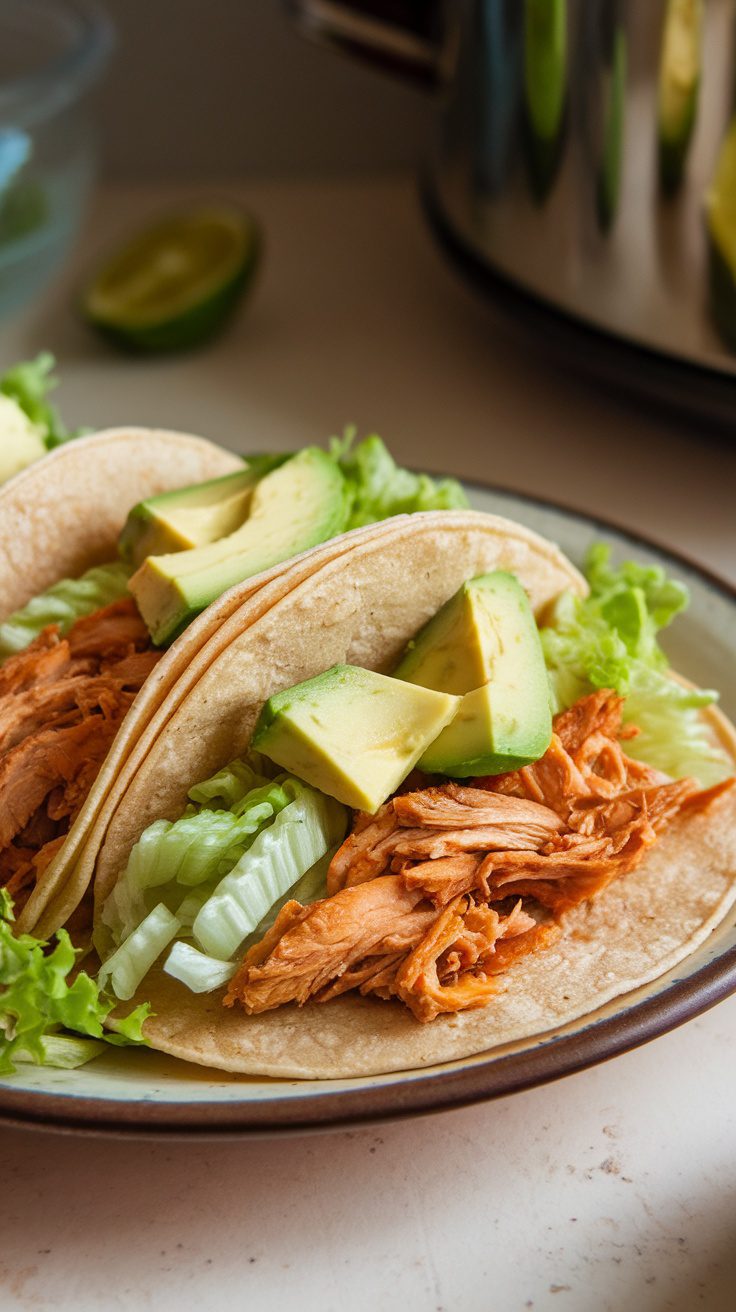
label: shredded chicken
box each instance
[0,600,160,912]
[226,690,734,1023]
[224,877,437,1013]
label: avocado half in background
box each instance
[80,205,261,353]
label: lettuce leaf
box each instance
[98,757,348,998]
[191,785,346,959]
[0,561,131,661]
[329,430,468,528]
[0,888,150,1075]
[0,353,82,450]
[101,761,297,947]
[542,545,731,784]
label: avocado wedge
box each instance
[396,572,552,778]
[129,447,349,645]
[118,456,286,568]
[253,664,460,813]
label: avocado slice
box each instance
[395,572,552,778]
[118,455,286,568]
[129,448,349,645]
[252,664,460,813]
[658,0,702,195]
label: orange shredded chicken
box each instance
[0,600,160,912]
[225,690,735,1023]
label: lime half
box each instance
[82,206,260,352]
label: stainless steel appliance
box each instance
[288,1,736,419]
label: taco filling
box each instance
[91,543,734,1059]
[224,691,731,1022]
[0,409,468,943]
[0,600,160,917]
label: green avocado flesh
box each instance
[119,466,253,567]
[129,448,348,645]
[118,455,286,567]
[395,572,552,777]
[252,664,460,814]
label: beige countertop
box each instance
[0,177,734,1312]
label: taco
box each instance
[0,427,245,934]
[0,421,472,943]
[87,510,736,1079]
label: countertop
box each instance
[0,177,734,1312]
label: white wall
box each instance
[96,0,433,179]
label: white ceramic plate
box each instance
[2,484,735,1136]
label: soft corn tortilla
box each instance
[93,507,736,1080]
[93,514,736,1078]
[127,774,736,1078]
[34,514,458,936]
[0,428,242,616]
[91,510,586,918]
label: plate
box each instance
[2,483,735,1136]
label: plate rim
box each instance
[2,478,735,1136]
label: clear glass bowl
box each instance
[0,0,112,319]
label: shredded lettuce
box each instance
[11,1034,108,1070]
[163,942,237,994]
[101,761,297,946]
[329,429,468,528]
[0,561,131,661]
[542,545,731,784]
[0,353,82,451]
[99,757,348,999]
[191,785,346,959]
[0,888,150,1075]
[98,904,181,1002]
[162,849,334,995]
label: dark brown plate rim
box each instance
[2,480,735,1137]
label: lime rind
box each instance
[82,207,261,353]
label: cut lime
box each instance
[658,0,702,195]
[81,206,260,352]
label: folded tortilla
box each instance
[89,512,736,1079]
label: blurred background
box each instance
[2,0,736,492]
[95,0,431,178]
[5,0,736,419]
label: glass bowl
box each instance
[0,0,113,320]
